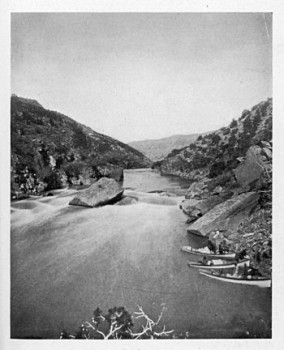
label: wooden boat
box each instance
[188,258,250,270]
[199,270,271,288]
[181,245,236,259]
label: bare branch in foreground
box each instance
[132,305,174,339]
[60,304,174,339]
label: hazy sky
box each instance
[11,13,272,143]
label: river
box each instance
[10,168,271,339]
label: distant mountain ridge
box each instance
[11,95,151,194]
[129,133,203,161]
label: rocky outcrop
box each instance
[69,178,124,208]
[233,145,270,190]
[180,198,200,222]
[185,181,207,199]
[261,147,272,160]
[181,192,233,223]
[188,192,259,237]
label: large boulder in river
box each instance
[69,177,124,208]
[188,192,259,237]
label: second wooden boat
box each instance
[188,258,250,270]
[181,245,236,259]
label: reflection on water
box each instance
[11,169,271,339]
[123,168,191,196]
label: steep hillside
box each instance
[155,98,272,277]
[154,98,272,181]
[11,95,151,195]
[129,134,201,161]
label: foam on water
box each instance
[124,190,182,206]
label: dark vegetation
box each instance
[153,98,272,180]
[11,95,151,195]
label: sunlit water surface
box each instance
[11,169,271,338]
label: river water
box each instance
[11,168,271,339]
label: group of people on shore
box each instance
[207,230,248,259]
[207,230,231,255]
[203,230,266,278]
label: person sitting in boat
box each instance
[248,266,262,278]
[235,249,247,262]
[243,263,249,279]
[214,230,225,252]
[207,239,217,254]
[219,239,230,254]
[233,263,240,277]
[201,256,213,266]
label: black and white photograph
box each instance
[2,1,283,348]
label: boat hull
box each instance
[200,271,271,288]
[181,246,235,259]
[188,258,250,270]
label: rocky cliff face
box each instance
[157,98,272,277]
[129,133,203,161]
[11,95,151,196]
